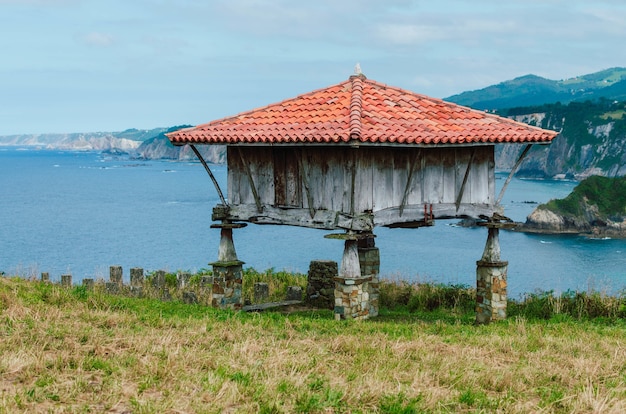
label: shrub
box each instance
[508,289,626,320]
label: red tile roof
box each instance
[167,74,558,146]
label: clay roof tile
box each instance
[167,75,558,146]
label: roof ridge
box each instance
[349,74,365,140]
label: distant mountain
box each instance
[446,67,626,110]
[134,126,226,164]
[0,127,168,151]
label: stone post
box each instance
[358,234,380,318]
[130,268,144,287]
[209,221,246,310]
[153,270,166,288]
[82,278,94,290]
[177,271,191,289]
[41,272,50,283]
[110,265,123,287]
[306,260,337,310]
[130,267,144,297]
[254,282,269,303]
[61,274,72,288]
[326,233,371,321]
[476,225,508,324]
[286,286,303,301]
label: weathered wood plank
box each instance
[228,204,374,231]
[423,149,444,203]
[273,149,287,206]
[455,148,474,207]
[285,150,301,207]
[374,203,503,227]
[353,150,371,213]
[470,147,492,204]
[441,149,456,204]
[243,300,302,312]
[407,150,424,206]
[372,148,394,211]
[226,145,497,228]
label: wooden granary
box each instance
[167,71,558,322]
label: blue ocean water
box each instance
[1,148,625,298]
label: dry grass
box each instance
[1,277,625,413]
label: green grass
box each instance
[1,275,626,413]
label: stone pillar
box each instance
[326,233,372,320]
[82,278,94,290]
[358,235,380,318]
[152,270,166,288]
[177,271,191,289]
[130,268,144,287]
[254,282,269,303]
[41,272,50,283]
[286,286,302,301]
[476,226,508,324]
[130,267,144,297]
[61,274,72,288]
[306,260,337,310]
[110,265,123,287]
[209,222,246,310]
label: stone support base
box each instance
[306,260,338,309]
[358,246,380,318]
[210,261,244,310]
[475,226,508,324]
[476,260,508,324]
[334,275,372,320]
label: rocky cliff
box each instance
[133,128,225,164]
[0,132,143,152]
[0,128,167,152]
[518,175,626,237]
[496,100,626,179]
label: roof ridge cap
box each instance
[349,74,365,140]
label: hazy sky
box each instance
[2,0,626,135]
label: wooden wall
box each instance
[226,145,497,230]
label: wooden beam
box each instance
[237,147,263,213]
[399,149,421,217]
[227,204,374,231]
[455,148,476,211]
[189,144,227,205]
[496,144,533,205]
[375,203,503,227]
[350,150,357,216]
[295,149,316,219]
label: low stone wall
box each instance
[42,266,302,310]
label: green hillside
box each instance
[446,67,626,110]
[541,175,626,219]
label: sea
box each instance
[1,148,625,299]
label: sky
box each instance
[2,0,626,135]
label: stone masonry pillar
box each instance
[358,234,380,318]
[476,225,508,324]
[209,222,246,310]
[327,233,372,321]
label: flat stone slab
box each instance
[242,300,302,312]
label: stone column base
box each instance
[476,260,508,324]
[210,261,244,310]
[334,275,372,320]
[358,245,380,318]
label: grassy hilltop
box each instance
[1,275,625,413]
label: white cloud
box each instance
[81,32,115,47]
[374,23,445,46]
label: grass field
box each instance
[1,275,625,413]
